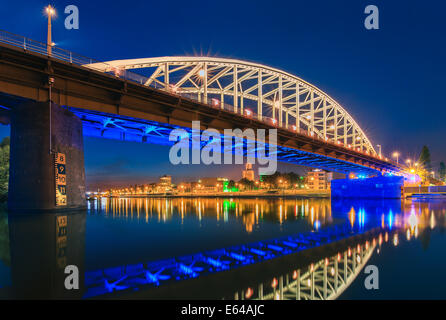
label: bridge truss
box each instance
[91,57,377,155]
[237,241,376,300]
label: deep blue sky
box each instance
[0,0,445,188]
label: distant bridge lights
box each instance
[198,69,206,78]
[211,98,220,107]
[169,84,179,94]
[271,278,278,288]
[245,288,254,299]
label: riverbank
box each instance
[88,190,331,200]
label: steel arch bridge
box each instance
[93,57,376,155]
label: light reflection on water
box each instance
[85,197,338,269]
[88,197,334,232]
[0,198,444,299]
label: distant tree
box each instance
[0,137,9,148]
[418,145,432,171]
[261,171,281,189]
[0,137,9,202]
[238,178,255,190]
[439,162,446,181]
[0,213,9,266]
[283,172,301,185]
[259,172,303,189]
[227,180,235,189]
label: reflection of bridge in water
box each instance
[1,198,444,299]
[81,198,441,299]
[85,195,399,299]
[83,221,386,299]
[239,240,376,300]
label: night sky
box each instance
[0,0,445,188]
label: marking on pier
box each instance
[55,152,67,206]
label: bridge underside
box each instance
[71,107,381,176]
[0,99,383,175]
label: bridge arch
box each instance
[90,56,376,155]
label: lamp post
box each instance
[45,5,56,56]
[376,144,382,157]
[392,152,400,165]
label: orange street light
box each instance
[392,152,400,165]
[44,5,56,56]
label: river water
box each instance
[0,197,444,299]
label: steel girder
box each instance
[87,57,376,155]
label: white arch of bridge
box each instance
[91,57,376,155]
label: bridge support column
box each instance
[331,176,404,199]
[8,101,86,213]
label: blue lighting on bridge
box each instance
[69,107,390,175]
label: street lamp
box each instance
[392,152,400,165]
[45,5,56,56]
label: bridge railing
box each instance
[404,185,446,194]
[0,29,149,85]
[0,29,395,166]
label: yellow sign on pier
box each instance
[55,153,67,206]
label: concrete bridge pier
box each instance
[8,101,86,213]
[331,175,404,199]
